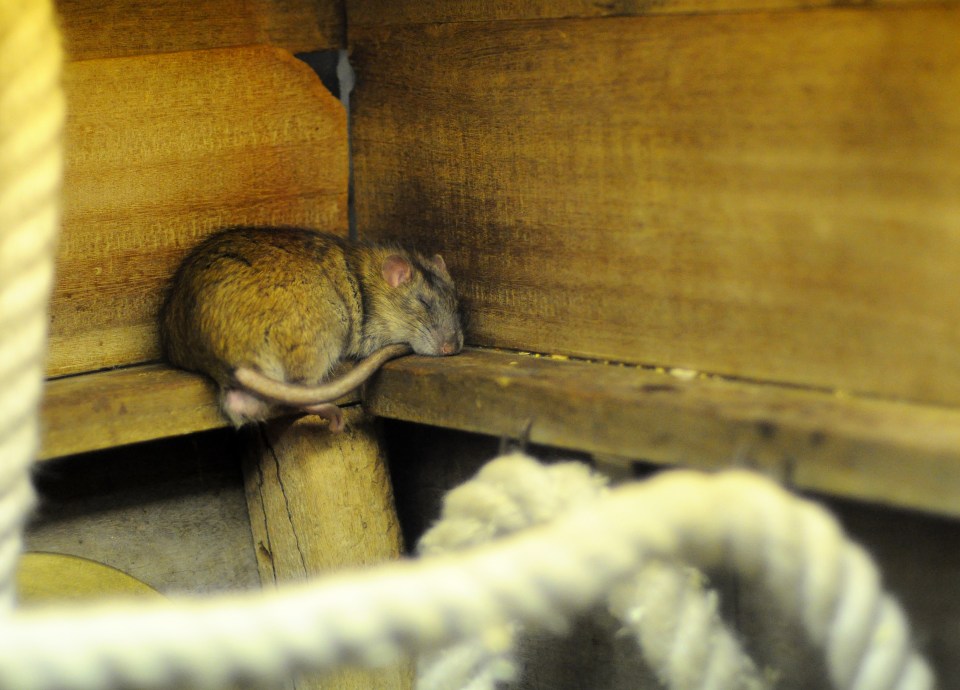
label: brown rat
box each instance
[161,226,463,430]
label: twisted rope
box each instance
[0,0,64,608]
[416,454,766,690]
[0,464,933,689]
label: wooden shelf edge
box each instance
[364,348,960,518]
[40,365,227,460]
[40,364,360,461]
[40,350,960,518]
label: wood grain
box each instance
[53,45,347,378]
[243,410,411,689]
[43,343,960,519]
[58,0,343,60]
[364,348,960,518]
[347,0,932,28]
[39,364,359,460]
[351,6,960,406]
[40,365,224,459]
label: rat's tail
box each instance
[233,343,412,406]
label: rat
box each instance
[160,226,463,431]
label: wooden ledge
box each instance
[40,349,960,518]
[364,348,960,518]
[40,365,360,461]
[40,365,226,460]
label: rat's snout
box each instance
[442,328,464,356]
[410,330,462,357]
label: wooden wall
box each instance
[42,0,349,570]
[349,0,960,407]
[49,0,347,378]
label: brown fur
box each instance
[161,226,463,426]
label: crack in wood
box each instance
[265,432,308,575]
[251,425,279,585]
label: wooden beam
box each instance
[40,365,224,460]
[39,365,359,461]
[58,0,344,60]
[53,45,347,378]
[364,348,960,518]
[39,346,960,518]
[351,6,960,407]
[347,0,931,28]
[243,410,411,689]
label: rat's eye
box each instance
[418,295,433,311]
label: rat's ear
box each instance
[431,254,450,278]
[382,255,413,288]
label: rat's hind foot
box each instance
[302,402,344,433]
[221,388,344,432]
[220,388,274,427]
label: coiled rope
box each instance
[416,454,766,690]
[0,0,64,608]
[0,3,935,689]
[0,462,934,689]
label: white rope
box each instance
[610,560,765,690]
[416,454,766,690]
[0,0,64,608]
[0,464,933,690]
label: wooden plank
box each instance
[52,45,347,378]
[243,410,411,689]
[39,365,224,459]
[58,0,343,60]
[347,0,933,27]
[351,6,960,406]
[39,365,360,460]
[364,348,960,518]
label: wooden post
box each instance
[243,407,411,690]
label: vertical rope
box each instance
[0,0,65,606]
